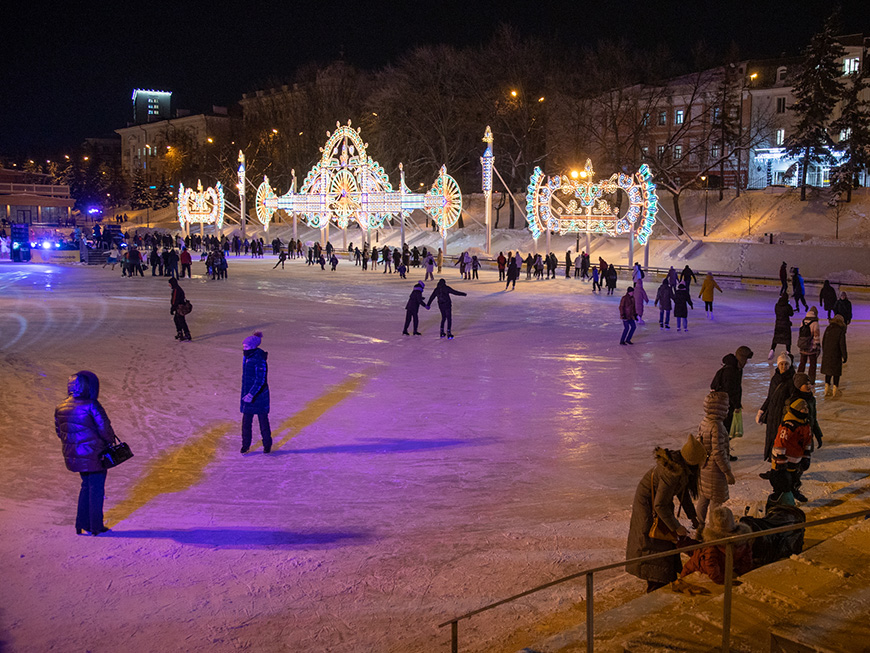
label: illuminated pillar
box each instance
[238,151,246,241]
[291,170,298,243]
[644,239,650,269]
[482,126,493,255]
[585,231,590,257]
[628,222,634,269]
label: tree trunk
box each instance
[509,199,516,229]
[669,192,685,234]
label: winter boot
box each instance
[832,385,839,397]
[824,383,832,397]
[447,332,454,339]
[440,331,446,338]
[175,332,183,340]
[768,349,775,360]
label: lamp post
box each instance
[736,72,757,198]
[701,175,709,237]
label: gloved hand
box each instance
[726,472,736,485]
[242,393,254,403]
[756,409,764,424]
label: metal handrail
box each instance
[438,508,870,652]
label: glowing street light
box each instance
[510,90,517,97]
[701,175,709,237]
[570,170,579,179]
[207,137,214,143]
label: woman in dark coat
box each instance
[505,257,519,291]
[673,282,694,332]
[769,292,794,358]
[240,331,272,453]
[402,281,429,335]
[833,292,852,325]
[758,352,796,462]
[820,315,848,396]
[54,371,115,535]
[605,264,618,295]
[626,436,705,592]
[426,278,467,339]
[169,278,191,341]
[819,281,838,319]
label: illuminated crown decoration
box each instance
[256,121,463,236]
[178,180,225,229]
[526,159,658,245]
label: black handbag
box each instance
[101,435,134,469]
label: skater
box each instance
[710,345,753,442]
[655,278,673,329]
[426,278,466,339]
[679,265,697,292]
[565,251,572,279]
[580,251,590,280]
[168,277,191,341]
[791,267,808,312]
[818,280,837,319]
[105,246,120,271]
[694,391,735,527]
[402,281,429,335]
[758,352,796,463]
[591,265,602,292]
[833,292,852,325]
[820,314,847,397]
[239,331,272,454]
[437,248,444,274]
[619,286,637,345]
[330,253,339,271]
[424,253,435,281]
[767,399,813,501]
[383,246,392,274]
[768,293,794,359]
[471,255,480,280]
[54,370,116,536]
[666,266,678,291]
[505,256,519,291]
[318,253,326,270]
[180,246,192,278]
[397,261,407,278]
[698,272,722,318]
[796,307,821,384]
[633,278,649,324]
[779,262,789,296]
[625,435,704,592]
[273,249,287,269]
[605,263,618,295]
[632,262,644,284]
[497,252,506,281]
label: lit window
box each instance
[711,145,720,159]
[776,97,787,114]
[641,146,649,157]
[642,113,649,126]
[840,128,852,141]
[713,107,722,122]
[675,109,685,125]
[844,57,860,74]
[775,129,785,146]
[657,145,665,157]
[658,111,667,126]
[674,144,683,159]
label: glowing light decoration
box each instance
[178,180,225,230]
[526,159,658,245]
[256,121,463,238]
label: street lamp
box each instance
[701,175,709,237]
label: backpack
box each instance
[797,321,813,352]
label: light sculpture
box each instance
[255,121,463,239]
[178,180,225,231]
[526,159,658,245]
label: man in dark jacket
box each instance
[779,262,788,296]
[169,278,191,341]
[711,346,754,453]
[55,370,115,535]
[426,278,467,339]
[402,281,429,335]
[240,331,272,454]
[619,286,637,345]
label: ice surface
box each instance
[0,255,866,652]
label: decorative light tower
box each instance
[238,151,246,241]
[481,126,494,255]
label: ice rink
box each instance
[1,256,866,652]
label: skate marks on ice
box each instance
[104,422,234,527]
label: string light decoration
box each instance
[255,121,463,237]
[178,180,225,230]
[525,159,658,245]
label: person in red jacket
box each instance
[769,398,813,501]
[54,371,116,536]
[179,246,192,278]
[679,506,753,585]
[619,286,637,345]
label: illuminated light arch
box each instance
[178,180,225,230]
[255,120,462,237]
[525,159,658,245]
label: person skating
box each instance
[168,277,191,341]
[820,314,847,397]
[471,255,480,280]
[698,272,722,318]
[330,253,339,271]
[833,292,852,325]
[779,262,788,296]
[619,286,637,345]
[180,246,192,278]
[239,331,272,454]
[565,251,572,279]
[625,435,704,593]
[819,280,837,319]
[634,278,649,325]
[505,256,519,291]
[424,253,435,281]
[791,267,809,312]
[497,252,506,281]
[768,293,794,359]
[654,278,673,329]
[710,346,753,456]
[605,263,618,295]
[426,278,466,339]
[54,370,116,536]
[679,265,697,292]
[402,281,429,335]
[796,307,821,384]
[591,265,602,292]
[273,249,287,269]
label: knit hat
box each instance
[626,286,634,293]
[243,331,263,350]
[414,281,425,291]
[681,434,707,466]
[735,346,754,366]
[785,398,809,422]
[793,372,810,389]
[776,351,791,367]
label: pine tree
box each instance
[152,174,174,209]
[830,58,870,202]
[130,169,152,210]
[783,13,846,201]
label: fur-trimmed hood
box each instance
[703,520,752,543]
[654,447,685,475]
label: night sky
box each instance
[3,1,868,158]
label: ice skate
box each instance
[402,331,410,336]
[447,332,454,339]
[440,331,446,338]
[824,383,832,396]
[768,349,775,360]
[413,331,422,335]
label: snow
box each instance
[1,216,868,651]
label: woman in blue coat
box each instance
[240,331,272,454]
[54,370,116,535]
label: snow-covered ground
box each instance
[0,254,867,652]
